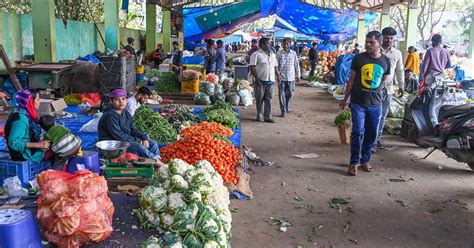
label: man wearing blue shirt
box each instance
[215,40,227,75]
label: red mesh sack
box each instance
[37,170,114,248]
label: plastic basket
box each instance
[181,79,200,94]
[104,161,154,178]
[0,160,52,187]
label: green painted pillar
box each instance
[146,4,157,55]
[403,0,419,52]
[357,8,365,45]
[468,7,474,59]
[31,0,56,63]
[105,0,119,50]
[380,0,391,30]
[162,10,172,53]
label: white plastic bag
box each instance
[79,112,103,133]
[238,89,253,107]
[3,176,28,196]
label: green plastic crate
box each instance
[104,162,154,178]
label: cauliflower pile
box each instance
[137,159,232,248]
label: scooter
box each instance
[409,77,474,170]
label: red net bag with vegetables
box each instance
[36,170,114,248]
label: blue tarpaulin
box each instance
[184,0,377,43]
[335,53,354,85]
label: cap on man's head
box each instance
[109,88,127,99]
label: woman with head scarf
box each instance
[98,88,163,163]
[5,88,50,162]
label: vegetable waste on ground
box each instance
[160,133,240,184]
[36,170,114,248]
[199,101,239,129]
[182,121,234,138]
[137,159,232,248]
[134,106,178,144]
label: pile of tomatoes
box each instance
[160,132,240,184]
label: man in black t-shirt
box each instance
[340,31,391,176]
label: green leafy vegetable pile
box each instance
[199,100,239,129]
[133,106,177,144]
[155,72,180,93]
[335,110,352,127]
[137,159,232,248]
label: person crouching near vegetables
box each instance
[5,88,51,163]
[98,88,165,165]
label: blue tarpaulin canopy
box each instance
[184,0,377,43]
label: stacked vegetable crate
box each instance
[99,56,136,97]
[400,102,414,139]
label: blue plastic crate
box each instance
[0,160,52,187]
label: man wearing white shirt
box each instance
[373,27,404,151]
[250,38,280,123]
[125,86,152,116]
[277,37,300,117]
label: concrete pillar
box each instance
[357,8,366,46]
[380,0,392,30]
[162,10,172,53]
[468,7,474,59]
[146,4,157,55]
[105,0,119,50]
[402,0,419,52]
[31,0,56,63]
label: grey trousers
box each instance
[279,81,295,114]
[254,83,274,120]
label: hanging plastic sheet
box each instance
[335,54,354,85]
[184,0,377,43]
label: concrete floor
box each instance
[230,84,474,248]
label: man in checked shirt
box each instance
[277,37,301,117]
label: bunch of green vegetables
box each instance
[159,104,198,125]
[335,110,352,127]
[133,106,178,144]
[155,72,180,93]
[137,159,232,248]
[199,101,239,129]
[145,69,160,78]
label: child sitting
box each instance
[39,115,83,157]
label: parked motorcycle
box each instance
[409,76,474,170]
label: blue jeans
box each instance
[350,103,382,165]
[374,89,392,147]
[127,139,160,159]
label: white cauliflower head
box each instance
[169,159,191,176]
[168,192,185,210]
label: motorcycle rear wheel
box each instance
[408,126,432,148]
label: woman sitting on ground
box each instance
[5,88,50,163]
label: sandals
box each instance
[348,163,373,176]
[347,165,358,176]
[360,163,373,172]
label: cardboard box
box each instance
[38,98,67,116]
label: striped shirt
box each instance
[277,49,300,81]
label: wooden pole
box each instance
[0,44,22,91]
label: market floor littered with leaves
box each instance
[230,83,474,248]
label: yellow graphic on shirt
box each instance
[361,63,384,89]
